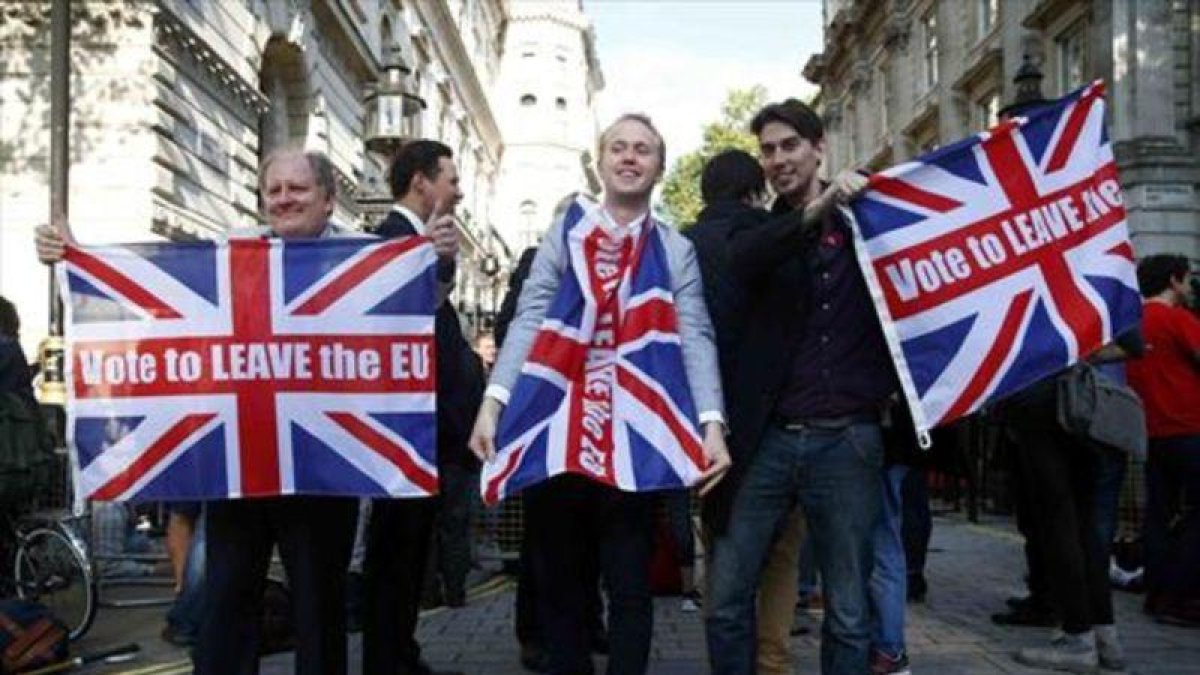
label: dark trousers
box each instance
[431,464,475,603]
[1009,404,1112,634]
[1144,436,1200,605]
[362,496,437,675]
[900,467,931,581]
[195,496,357,675]
[515,492,605,649]
[1010,437,1054,608]
[525,475,654,675]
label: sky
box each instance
[586,0,824,166]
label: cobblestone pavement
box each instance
[91,514,1197,674]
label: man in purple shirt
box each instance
[704,99,896,675]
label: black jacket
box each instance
[377,210,484,470]
[0,337,36,409]
[688,200,819,533]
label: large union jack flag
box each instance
[59,235,438,503]
[481,199,707,505]
[847,81,1141,440]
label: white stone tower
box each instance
[493,0,604,254]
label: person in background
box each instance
[161,502,207,647]
[686,149,809,674]
[364,138,469,675]
[474,332,497,374]
[0,296,34,410]
[0,295,39,578]
[1004,324,1144,672]
[1126,254,1200,626]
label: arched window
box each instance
[520,94,537,107]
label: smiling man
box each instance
[701,99,896,675]
[36,146,363,675]
[470,113,730,675]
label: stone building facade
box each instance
[492,0,603,254]
[0,0,551,357]
[804,0,1200,260]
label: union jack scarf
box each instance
[482,198,707,505]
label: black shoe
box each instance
[444,587,466,608]
[1006,594,1040,609]
[906,574,927,603]
[991,603,1058,627]
[160,623,195,648]
[519,644,552,673]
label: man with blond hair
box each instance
[469,113,730,675]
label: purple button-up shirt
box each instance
[774,205,898,420]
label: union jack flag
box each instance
[58,235,438,503]
[847,81,1141,439]
[481,199,706,505]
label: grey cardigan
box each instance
[486,211,725,423]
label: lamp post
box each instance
[39,0,70,406]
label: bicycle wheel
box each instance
[14,526,98,641]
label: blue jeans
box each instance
[870,465,908,658]
[797,531,818,601]
[706,423,884,675]
[166,508,207,638]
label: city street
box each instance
[74,513,1198,675]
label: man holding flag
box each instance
[469,113,731,675]
[35,147,371,675]
[700,99,887,675]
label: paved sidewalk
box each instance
[93,513,1198,674]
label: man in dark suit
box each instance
[363,140,471,675]
[688,149,809,675]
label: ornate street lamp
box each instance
[998,54,1047,121]
[363,46,425,157]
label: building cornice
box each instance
[803,53,826,85]
[952,46,1003,94]
[312,0,380,80]
[902,94,940,140]
[155,5,271,116]
[416,0,502,161]
[1023,0,1081,30]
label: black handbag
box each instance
[1056,362,1147,458]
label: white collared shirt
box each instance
[484,205,725,428]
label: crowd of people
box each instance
[7,93,1197,675]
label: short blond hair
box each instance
[597,113,666,168]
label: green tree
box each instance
[660,86,767,227]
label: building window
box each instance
[1057,20,1088,94]
[977,0,998,39]
[922,10,939,92]
[555,97,567,110]
[520,94,537,107]
[975,91,1000,129]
